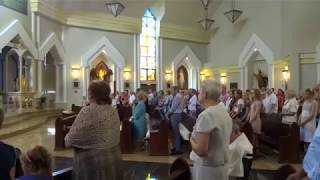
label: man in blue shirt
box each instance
[288,124,320,180]
[168,86,184,155]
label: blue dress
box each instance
[303,125,320,179]
[133,101,146,141]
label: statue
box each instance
[254,69,268,89]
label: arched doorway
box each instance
[88,54,115,93]
[177,65,188,90]
[82,36,125,98]
[171,46,202,90]
[239,34,275,90]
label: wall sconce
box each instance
[220,73,227,85]
[71,66,81,80]
[200,72,206,81]
[123,68,131,81]
[282,66,290,90]
[165,70,172,82]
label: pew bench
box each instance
[146,110,169,156]
[259,113,300,163]
[55,115,77,150]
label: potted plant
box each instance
[40,96,47,109]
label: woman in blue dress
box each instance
[133,92,147,144]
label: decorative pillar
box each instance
[19,56,23,93]
[31,59,37,92]
[240,67,244,90]
[55,64,61,102]
[268,63,275,88]
[37,59,43,94]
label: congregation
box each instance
[2,79,320,180]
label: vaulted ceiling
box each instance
[46,0,223,29]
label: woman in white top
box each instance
[230,90,244,119]
[282,90,299,124]
[299,89,318,151]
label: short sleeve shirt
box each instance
[0,142,16,180]
[303,125,320,180]
[190,103,233,167]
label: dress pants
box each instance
[170,113,182,152]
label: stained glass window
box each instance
[140,9,157,81]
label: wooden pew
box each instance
[148,110,169,156]
[62,104,82,118]
[118,105,134,154]
[259,113,300,163]
[55,115,77,150]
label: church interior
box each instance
[1,0,320,180]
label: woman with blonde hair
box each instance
[133,91,147,146]
[19,146,52,180]
[299,89,318,152]
[65,80,122,180]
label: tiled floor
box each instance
[1,117,302,173]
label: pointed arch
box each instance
[0,20,38,59]
[172,46,202,89]
[238,34,275,89]
[82,36,126,95]
[39,33,65,61]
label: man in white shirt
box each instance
[190,80,232,180]
[228,122,253,179]
[129,91,136,106]
[263,89,278,113]
[188,89,198,118]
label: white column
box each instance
[268,63,275,88]
[133,34,138,91]
[157,38,163,90]
[55,64,61,102]
[244,66,248,90]
[31,59,37,92]
[19,56,23,93]
[37,60,43,93]
[240,67,244,90]
[62,64,67,102]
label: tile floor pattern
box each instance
[1,118,302,174]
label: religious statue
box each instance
[89,61,113,84]
[177,66,188,90]
[254,69,268,89]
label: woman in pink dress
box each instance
[248,89,262,154]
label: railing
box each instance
[6,92,36,112]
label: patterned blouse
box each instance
[65,103,120,150]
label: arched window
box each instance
[140,9,157,82]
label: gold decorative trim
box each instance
[30,0,66,24]
[30,0,210,43]
[300,59,316,64]
[160,23,210,44]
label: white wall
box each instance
[207,1,282,68]
[0,5,31,34]
[207,1,320,92]
[162,39,207,88]
[300,64,317,92]
[63,27,134,105]
[39,16,63,45]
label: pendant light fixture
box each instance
[224,0,243,23]
[106,0,125,17]
[198,0,215,31]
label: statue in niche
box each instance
[177,66,188,90]
[89,61,113,84]
[254,69,268,89]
